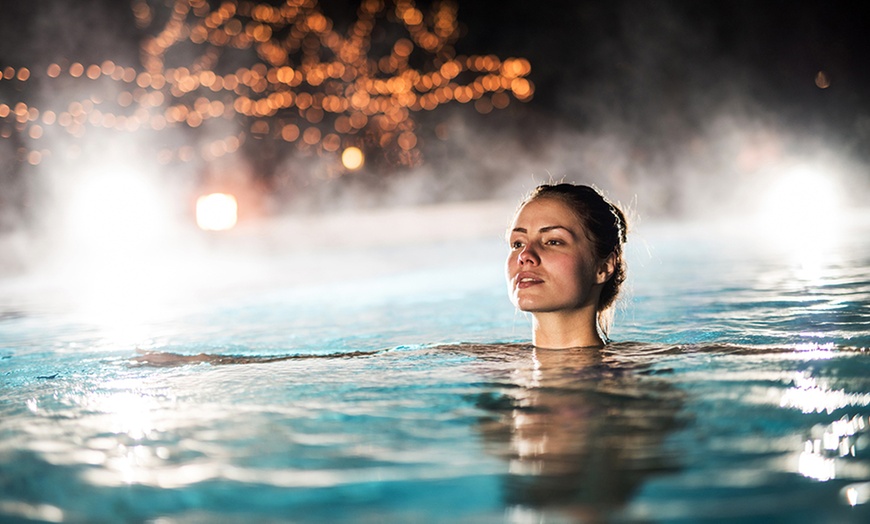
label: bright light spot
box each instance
[196,193,238,231]
[49,166,195,342]
[66,171,167,248]
[760,166,841,231]
[798,440,836,481]
[756,165,845,270]
[341,146,364,170]
[90,390,159,440]
[842,482,870,506]
[778,373,870,414]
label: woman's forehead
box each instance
[513,197,582,228]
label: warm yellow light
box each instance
[196,193,238,231]
[341,146,364,170]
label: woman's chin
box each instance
[514,299,548,313]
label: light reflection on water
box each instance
[1,212,870,522]
[622,211,870,349]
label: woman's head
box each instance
[507,183,628,337]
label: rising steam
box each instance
[0,0,868,283]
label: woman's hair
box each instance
[521,183,628,335]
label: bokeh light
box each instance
[196,193,238,231]
[0,0,534,171]
[341,146,364,171]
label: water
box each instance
[2,209,870,523]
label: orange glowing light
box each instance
[1,0,533,168]
[196,193,238,231]
[341,147,364,170]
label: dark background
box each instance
[2,1,867,140]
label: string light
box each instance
[0,0,534,170]
[341,146,364,170]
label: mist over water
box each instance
[1,0,868,284]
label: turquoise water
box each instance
[2,212,870,523]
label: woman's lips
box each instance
[516,272,543,289]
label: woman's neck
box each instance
[531,308,603,349]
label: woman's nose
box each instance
[518,245,539,265]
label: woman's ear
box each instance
[596,252,617,284]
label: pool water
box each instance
[2,210,870,523]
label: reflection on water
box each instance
[465,344,684,520]
[780,371,870,415]
[796,414,868,483]
[623,212,870,349]
[3,342,870,521]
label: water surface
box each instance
[2,212,870,522]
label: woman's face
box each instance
[506,197,607,313]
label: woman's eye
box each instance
[510,240,523,249]
[545,239,563,246]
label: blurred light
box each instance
[90,389,159,440]
[302,127,321,145]
[798,440,836,481]
[842,482,870,506]
[397,131,417,150]
[845,487,859,506]
[66,171,164,245]
[778,372,870,415]
[0,0,533,167]
[758,165,843,243]
[815,71,831,89]
[341,146,364,170]
[57,168,178,329]
[196,193,238,231]
[26,151,42,165]
[0,502,63,523]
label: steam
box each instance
[1,0,868,288]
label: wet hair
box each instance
[520,183,628,335]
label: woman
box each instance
[134,183,627,366]
[506,183,627,349]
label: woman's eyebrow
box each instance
[511,225,575,236]
[539,225,570,233]
[541,225,579,239]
